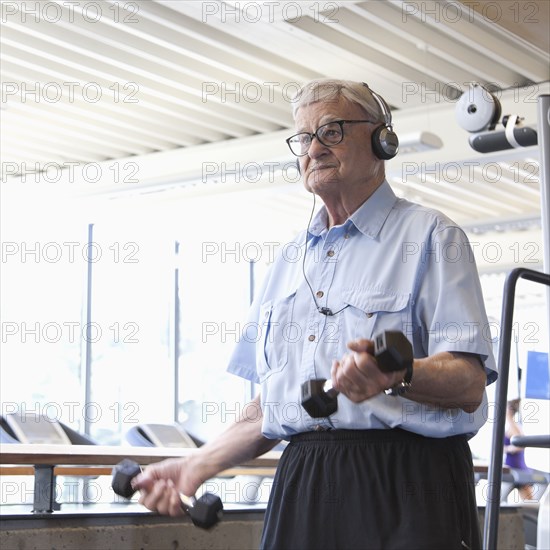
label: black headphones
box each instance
[296,83,399,174]
[363,83,399,160]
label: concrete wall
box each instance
[1,507,527,550]
[0,511,264,550]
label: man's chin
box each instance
[305,171,338,191]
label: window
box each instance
[0,192,266,446]
[1,203,87,432]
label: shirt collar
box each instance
[307,180,397,241]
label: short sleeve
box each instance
[414,224,497,383]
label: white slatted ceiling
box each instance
[1,0,549,229]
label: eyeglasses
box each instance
[286,119,375,157]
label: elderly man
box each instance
[135,79,496,550]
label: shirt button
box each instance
[308,334,316,342]
[316,290,324,298]
[326,250,335,257]
[367,312,373,318]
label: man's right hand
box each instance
[134,456,203,517]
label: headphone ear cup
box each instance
[371,125,399,160]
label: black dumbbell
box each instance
[301,330,413,418]
[111,458,223,529]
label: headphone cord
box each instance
[302,194,349,317]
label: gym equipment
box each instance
[125,423,198,448]
[1,414,97,513]
[301,330,413,418]
[111,458,223,529]
[483,268,550,549]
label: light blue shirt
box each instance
[228,181,497,439]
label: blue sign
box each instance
[525,351,550,400]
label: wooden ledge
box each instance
[0,444,281,473]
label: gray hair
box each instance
[290,79,385,122]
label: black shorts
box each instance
[260,429,481,550]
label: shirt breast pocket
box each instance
[256,291,297,381]
[341,288,410,341]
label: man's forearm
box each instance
[190,395,280,483]
[407,352,487,412]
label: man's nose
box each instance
[307,135,330,159]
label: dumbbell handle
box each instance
[180,493,198,511]
[112,459,198,503]
[315,379,337,401]
[318,345,408,395]
[301,331,413,418]
[111,459,223,529]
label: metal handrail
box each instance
[483,267,550,550]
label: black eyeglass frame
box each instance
[286,119,376,157]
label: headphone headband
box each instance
[362,82,392,129]
[361,82,399,160]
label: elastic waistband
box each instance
[289,428,466,445]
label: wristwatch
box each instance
[385,361,413,396]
